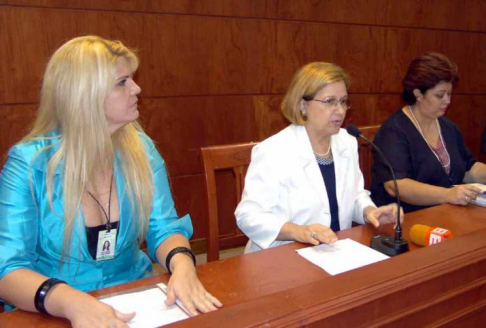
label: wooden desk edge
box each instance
[3,204,486,327]
[171,227,486,327]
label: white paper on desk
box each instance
[466,183,486,207]
[100,283,189,327]
[296,238,389,276]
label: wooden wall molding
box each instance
[1,0,486,33]
[2,6,486,105]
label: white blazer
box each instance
[235,124,375,253]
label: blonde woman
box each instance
[0,36,221,325]
[235,62,402,253]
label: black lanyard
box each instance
[86,173,114,231]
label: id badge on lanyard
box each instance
[96,228,117,261]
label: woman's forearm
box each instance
[0,268,96,318]
[276,222,300,241]
[464,162,486,184]
[384,179,449,206]
[155,234,194,273]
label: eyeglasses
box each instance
[306,98,351,110]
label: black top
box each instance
[370,110,476,213]
[86,221,119,260]
[317,160,340,232]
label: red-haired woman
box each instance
[371,52,486,213]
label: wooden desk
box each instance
[2,204,486,327]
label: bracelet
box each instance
[165,247,196,274]
[34,278,67,315]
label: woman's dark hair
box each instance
[402,52,458,105]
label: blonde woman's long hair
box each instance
[22,35,153,258]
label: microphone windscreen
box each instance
[346,124,361,138]
[410,224,431,247]
[410,224,454,246]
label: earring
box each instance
[413,89,422,101]
[300,102,307,116]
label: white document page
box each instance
[296,238,389,276]
[466,183,486,207]
[100,283,189,328]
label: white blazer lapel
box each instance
[295,126,330,212]
[333,134,352,206]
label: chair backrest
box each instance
[356,125,381,190]
[200,142,257,262]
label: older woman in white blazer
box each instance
[235,62,403,253]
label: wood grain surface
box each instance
[1,0,485,247]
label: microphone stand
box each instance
[352,128,409,256]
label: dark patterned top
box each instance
[371,110,476,213]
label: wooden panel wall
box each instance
[1,0,486,252]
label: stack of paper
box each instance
[100,284,189,328]
[468,183,486,207]
[296,238,389,275]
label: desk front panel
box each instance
[1,204,486,326]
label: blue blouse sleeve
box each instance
[0,146,39,279]
[143,137,193,262]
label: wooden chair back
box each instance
[357,125,381,190]
[200,142,257,262]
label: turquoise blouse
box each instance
[0,131,192,295]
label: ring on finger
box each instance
[465,196,470,202]
[310,231,316,238]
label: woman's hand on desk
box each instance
[0,269,135,327]
[445,184,482,206]
[364,204,403,228]
[278,222,338,246]
[64,293,135,327]
[165,255,222,316]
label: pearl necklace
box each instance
[313,139,332,158]
[408,106,450,169]
[315,152,334,165]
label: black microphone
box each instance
[346,124,409,256]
